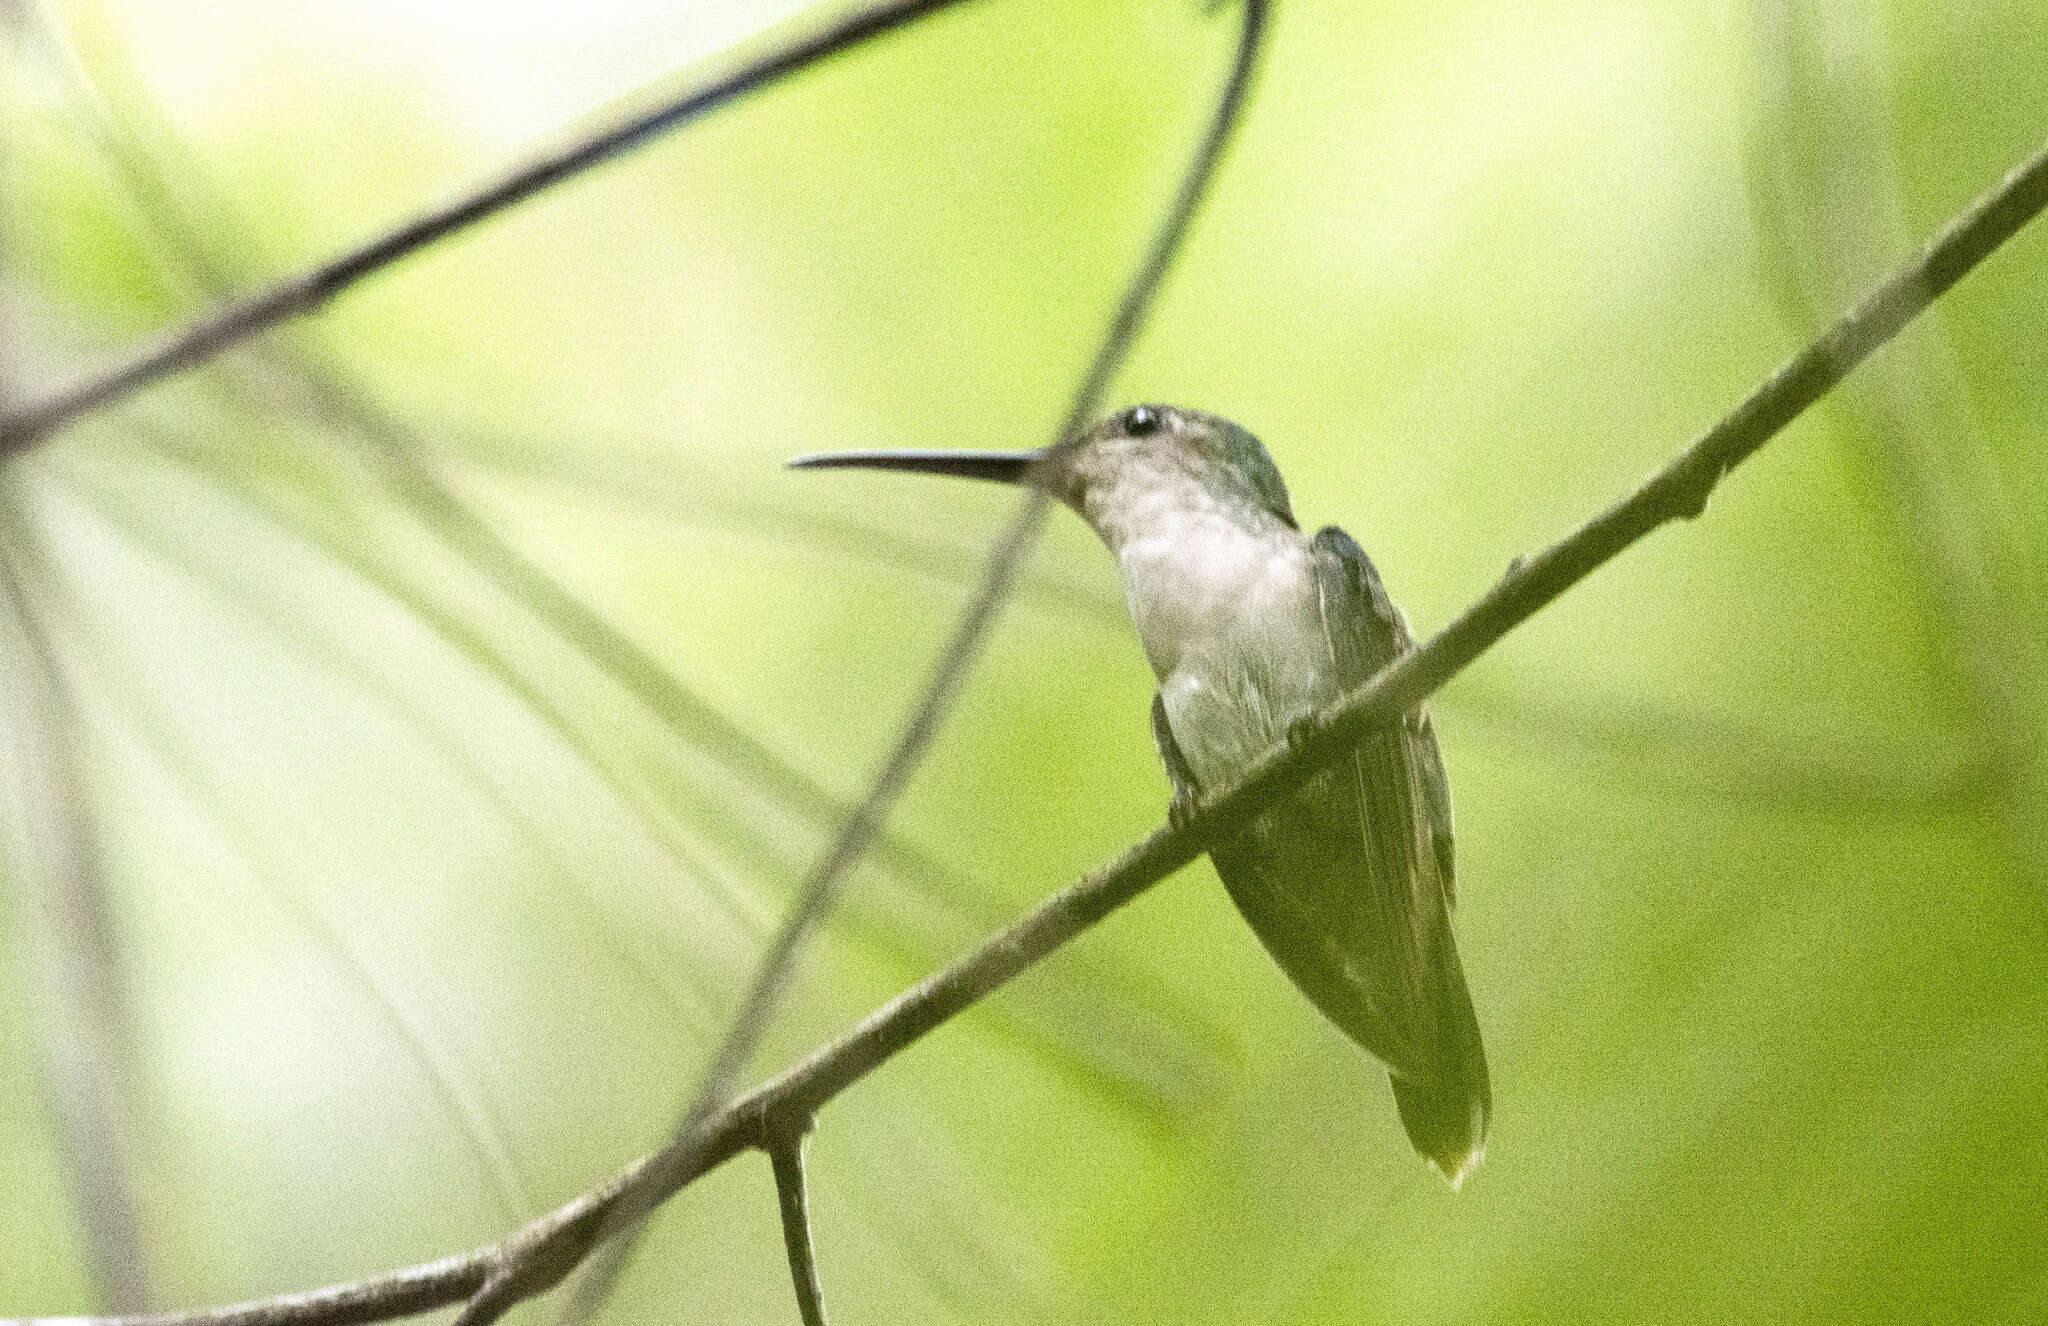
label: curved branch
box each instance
[0,0,983,455]
[768,1129,831,1326]
[12,126,2047,1326]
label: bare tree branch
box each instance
[0,0,985,455]
[548,3,1272,1319]
[768,1128,831,1326]
[11,120,2046,1326]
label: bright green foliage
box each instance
[2,1,2045,1322]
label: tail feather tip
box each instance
[1390,1071,1489,1191]
[1428,1141,1486,1191]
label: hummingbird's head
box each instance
[1058,405,1297,539]
[787,404,1297,549]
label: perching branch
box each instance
[768,1129,831,1326]
[0,0,983,455]
[13,118,2048,1326]
[549,3,1270,1320]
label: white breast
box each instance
[1113,505,1328,786]
[1116,512,1310,674]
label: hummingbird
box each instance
[791,404,1489,1185]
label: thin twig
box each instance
[1753,0,2045,877]
[14,120,2046,1326]
[0,134,153,1306]
[0,531,155,1313]
[547,4,1272,1320]
[7,1,1073,1044]
[767,1128,831,1326]
[15,1,1243,1125]
[0,0,984,455]
[13,0,1128,632]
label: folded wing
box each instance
[1201,525,1489,1183]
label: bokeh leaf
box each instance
[4,0,2048,1321]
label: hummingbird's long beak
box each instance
[786,448,1046,485]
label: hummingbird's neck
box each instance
[1078,464,1316,685]
[1074,450,1285,561]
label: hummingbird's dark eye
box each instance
[1124,405,1163,436]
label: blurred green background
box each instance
[3,0,2046,1320]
